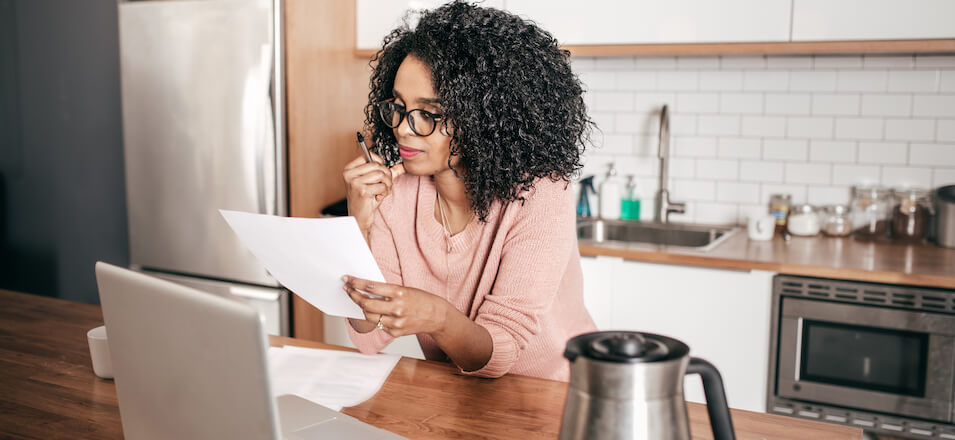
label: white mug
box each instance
[747,215,776,241]
[87,325,113,379]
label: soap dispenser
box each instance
[621,174,641,221]
[577,176,596,217]
[599,163,621,220]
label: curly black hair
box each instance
[364,1,593,222]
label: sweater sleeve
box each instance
[462,180,576,378]
[346,200,403,354]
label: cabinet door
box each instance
[506,0,791,45]
[792,0,955,41]
[580,256,620,330]
[356,0,506,50]
[611,260,775,413]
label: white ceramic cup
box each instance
[87,325,113,379]
[747,215,776,241]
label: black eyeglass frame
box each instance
[376,99,446,137]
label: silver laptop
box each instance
[95,262,404,440]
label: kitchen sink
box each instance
[576,218,738,252]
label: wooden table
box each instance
[0,289,861,439]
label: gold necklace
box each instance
[436,192,453,253]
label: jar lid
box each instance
[770,193,791,200]
[791,203,816,214]
[822,204,849,215]
[895,187,929,200]
[851,185,891,198]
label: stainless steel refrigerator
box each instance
[118,0,289,335]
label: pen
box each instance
[356,131,373,163]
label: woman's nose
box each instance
[396,113,416,137]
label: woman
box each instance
[341,1,596,381]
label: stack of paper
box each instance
[268,345,401,411]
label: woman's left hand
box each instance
[342,275,450,338]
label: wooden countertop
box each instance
[580,230,955,289]
[0,289,861,439]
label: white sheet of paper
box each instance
[219,210,385,319]
[267,345,400,411]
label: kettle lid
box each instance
[564,331,689,364]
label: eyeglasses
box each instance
[377,100,445,136]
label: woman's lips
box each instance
[399,145,422,158]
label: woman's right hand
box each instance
[343,152,405,240]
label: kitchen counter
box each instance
[0,289,861,439]
[579,230,955,289]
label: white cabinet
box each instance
[792,0,955,41]
[580,256,775,413]
[356,0,506,50]
[506,0,791,45]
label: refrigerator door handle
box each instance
[255,43,276,216]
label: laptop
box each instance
[95,262,405,440]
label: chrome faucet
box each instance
[654,105,686,223]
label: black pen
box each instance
[356,131,373,163]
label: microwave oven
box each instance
[768,275,955,438]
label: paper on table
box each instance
[219,210,384,319]
[267,345,400,411]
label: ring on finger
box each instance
[376,316,385,331]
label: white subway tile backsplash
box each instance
[696,159,738,180]
[615,71,657,91]
[857,142,907,165]
[790,71,837,92]
[766,94,811,115]
[658,71,699,91]
[786,163,831,185]
[593,91,634,112]
[595,56,636,70]
[939,120,955,142]
[676,93,720,113]
[761,184,808,205]
[579,71,616,91]
[832,164,880,185]
[942,71,955,93]
[914,55,955,68]
[717,182,760,203]
[767,56,813,70]
[787,117,833,138]
[814,56,863,69]
[677,57,720,70]
[913,95,955,118]
[935,168,955,187]
[742,116,786,137]
[673,179,715,201]
[740,160,784,183]
[808,186,852,205]
[720,56,766,70]
[835,118,883,140]
[763,139,808,161]
[836,71,888,92]
[739,204,767,222]
[862,55,915,69]
[576,54,954,225]
[887,71,939,93]
[697,115,740,136]
[699,71,743,91]
[884,119,935,141]
[720,93,763,114]
[673,136,717,158]
[882,166,933,188]
[743,71,789,91]
[634,56,677,70]
[718,137,761,159]
[812,94,860,116]
[861,95,912,117]
[910,143,955,167]
[810,140,856,163]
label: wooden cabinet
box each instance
[580,256,776,413]
[792,0,955,41]
[506,0,791,45]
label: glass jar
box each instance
[769,193,792,234]
[820,204,852,237]
[892,188,931,242]
[850,186,893,241]
[788,204,820,236]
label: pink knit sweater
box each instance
[347,174,596,382]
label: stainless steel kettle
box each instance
[559,331,735,440]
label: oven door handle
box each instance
[793,317,803,381]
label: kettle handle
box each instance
[687,357,736,440]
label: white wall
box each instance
[574,54,955,225]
